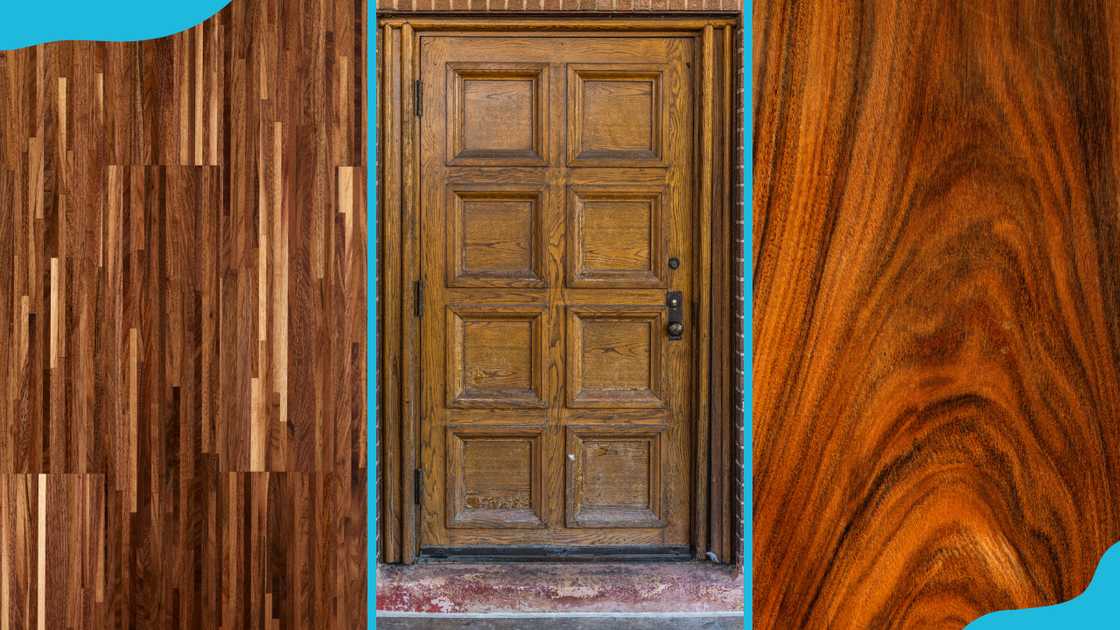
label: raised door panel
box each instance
[447,427,545,528]
[567,64,666,167]
[566,305,666,409]
[567,185,667,288]
[447,63,548,166]
[447,184,547,288]
[446,304,547,409]
[565,426,665,528]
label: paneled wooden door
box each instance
[417,34,696,553]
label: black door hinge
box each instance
[414,280,423,318]
[414,469,422,504]
[414,80,422,117]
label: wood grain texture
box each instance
[754,1,1120,628]
[417,34,696,550]
[0,0,367,627]
[379,16,740,564]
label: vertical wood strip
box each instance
[128,328,139,513]
[95,73,104,120]
[208,23,220,165]
[380,23,402,563]
[58,78,67,179]
[195,23,205,166]
[49,259,58,370]
[251,378,263,471]
[179,31,191,166]
[1,479,8,630]
[717,24,734,563]
[257,126,269,347]
[20,297,30,383]
[28,138,43,220]
[271,123,287,427]
[399,22,418,564]
[338,167,354,253]
[694,24,714,560]
[36,475,45,630]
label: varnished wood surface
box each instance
[378,17,739,565]
[0,0,367,627]
[417,35,696,550]
[754,1,1120,628]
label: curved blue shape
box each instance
[967,541,1120,629]
[0,0,231,50]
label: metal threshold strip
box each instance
[418,545,694,563]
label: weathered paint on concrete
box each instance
[376,562,744,614]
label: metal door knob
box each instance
[667,322,684,337]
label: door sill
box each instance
[418,545,693,563]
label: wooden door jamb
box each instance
[377,15,739,566]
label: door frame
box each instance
[377,15,740,565]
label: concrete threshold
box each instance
[376,611,745,629]
[377,561,744,615]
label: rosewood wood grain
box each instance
[754,1,1120,628]
[0,0,367,627]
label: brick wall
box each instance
[375,24,383,564]
[733,22,745,567]
[377,0,742,12]
[375,3,746,567]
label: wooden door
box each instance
[417,34,696,553]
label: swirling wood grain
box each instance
[753,1,1120,628]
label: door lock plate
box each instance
[667,291,684,340]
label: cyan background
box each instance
[2,1,1116,627]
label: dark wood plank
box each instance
[0,0,367,627]
[754,0,1120,627]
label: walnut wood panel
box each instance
[418,34,695,550]
[755,1,1120,628]
[0,0,366,626]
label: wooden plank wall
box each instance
[0,0,367,627]
[754,1,1120,628]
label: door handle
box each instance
[667,291,684,340]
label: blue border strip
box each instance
[368,1,379,627]
[5,3,1115,628]
[743,5,753,628]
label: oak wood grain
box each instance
[0,0,367,627]
[754,1,1120,627]
[380,17,738,563]
[417,34,696,550]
